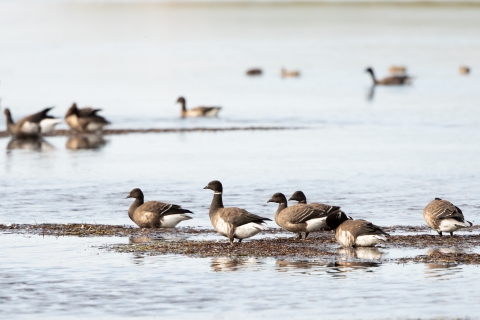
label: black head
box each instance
[365,67,374,74]
[289,191,306,203]
[203,180,223,193]
[126,188,144,199]
[434,197,442,201]
[267,192,287,204]
[65,103,79,117]
[176,97,185,104]
[326,211,349,230]
[4,108,11,118]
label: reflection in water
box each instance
[210,257,259,272]
[424,248,463,279]
[337,247,386,260]
[6,137,54,152]
[66,134,107,150]
[366,85,376,101]
[276,260,330,272]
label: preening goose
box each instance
[203,180,271,245]
[268,192,331,239]
[365,67,412,85]
[65,103,110,132]
[4,108,61,138]
[126,188,193,228]
[177,97,222,118]
[326,211,388,247]
[423,198,472,236]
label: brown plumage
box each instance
[126,188,193,228]
[459,66,470,75]
[366,67,412,85]
[281,68,300,78]
[4,108,60,138]
[268,192,330,239]
[177,97,221,118]
[246,68,262,76]
[65,103,110,132]
[423,198,472,236]
[204,180,270,245]
[288,191,342,216]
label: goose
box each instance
[246,68,262,76]
[281,68,300,78]
[203,180,271,245]
[65,103,110,132]
[126,188,193,228]
[365,67,412,85]
[267,192,331,239]
[388,66,407,74]
[288,191,343,216]
[4,108,61,138]
[326,211,388,247]
[459,66,470,75]
[177,97,222,118]
[423,198,472,236]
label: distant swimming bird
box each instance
[281,68,300,78]
[4,108,61,138]
[423,198,472,236]
[459,66,470,75]
[388,66,407,74]
[268,192,330,239]
[365,67,412,85]
[204,180,271,244]
[326,211,388,247]
[126,188,193,228]
[246,68,262,76]
[177,97,222,118]
[65,103,110,132]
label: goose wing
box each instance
[309,202,341,215]
[348,220,389,237]
[220,207,271,227]
[79,107,102,117]
[22,108,54,124]
[285,204,326,223]
[139,201,193,216]
[425,199,466,222]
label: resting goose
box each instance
[288,191,342,216]
[65,103,110,132]
[423,198,472,236]
[268,192,330,239]
[365,67,412,85]
[326,211,388,247]
[246,68,262,76]
[177,97,221,118]
[126,188,193,228]
[281,68,300,78]
[203,180,271,245]
[4,108,61,138]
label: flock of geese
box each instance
[126,180,473,247]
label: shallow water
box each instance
[1,1,480,319]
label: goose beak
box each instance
[267,199,273,203]
[126,195,132,199]
[203,186,209,190]
[288,197,293,201]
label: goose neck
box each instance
[128,197,144,220]
[209,192,224,216]
[274,202,288,223]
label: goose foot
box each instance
[238,239,242,243]
[450,232,454,236]
[438,231,443,237]
[297,233,302,240]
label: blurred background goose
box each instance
[246,68,262,76]
[65,103,110,133]
[126,188,193,228]
[204,180,270,245]
[388,65,407,74]
[177,96,222,118]
[459,66,470,75]
[268,192,330,239]
[365,67,412,85]
[326,212,388,247]
[4,107,61,138]
[423,198,472,236]
[281,68,300,78]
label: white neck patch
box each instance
[214,192,222,195]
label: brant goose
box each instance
[388,66,407,74]
[65,103,110,132]
[246,68,262,76]
[281,68,300,78]
[365,67,412,85]
[288,191,343,217]
[268,192,330,239]
[204,180,270,244]
[4,108,61,138]
[423,198,472,236]
[177,97,222,118]
[326,212,388,247]
[126,188,193,228]
[459,66,470,75]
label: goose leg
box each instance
[297,233,302,240]
[229,237,234,245]
[438,231,443,236]
[238,239,243,243]
[304,232,310,239]
[450,232,454,236]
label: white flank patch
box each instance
[161,214,192,228]
[355,235,387,247]
[204,108,220,117]
[337,230,355,247]
[40,118,62,133]
[215,217,230,237]
[86,122,106,132]
[21,121,40,134]
[438,219,471,232]
[235,223,266,239]
[186,109,204,117]
[305,217,327,232]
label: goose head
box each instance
[203,180,223,193]
[326,211,349,230]
[126,188,144,199]
[267,192,287,204]
[288,191,306,203]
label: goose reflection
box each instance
[366,85,376,101]
[424,248,464,275]
[276,260,329,272]
[210,257,259,272]
[337,247,386,260]
[6,137,54,152]
[66,134,107,150]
